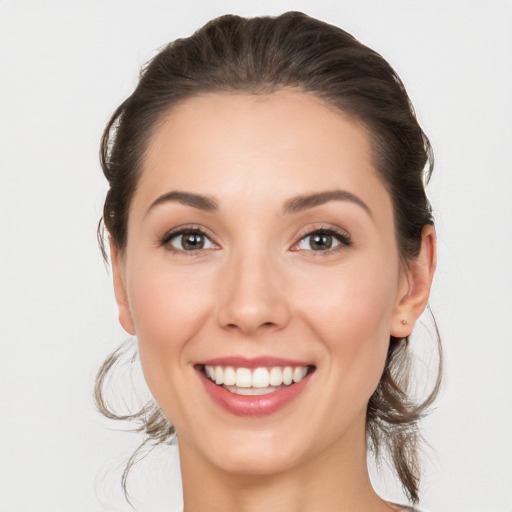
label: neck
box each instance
[179,424,393,512]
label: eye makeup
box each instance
[292,226,351,253]
[159,224,219,255]
[157,222,352,257]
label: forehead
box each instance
[133,90,391,219]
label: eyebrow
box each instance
[146,191,218,216]
[282,190,373,218]
[146,188,372,218]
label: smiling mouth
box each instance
[198,364,316,396]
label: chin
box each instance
[177,423,310,477]
[212,445,306,477]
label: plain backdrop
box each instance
[1,1,511,511]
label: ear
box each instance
[110,238,136,335]
[390,225,437,338]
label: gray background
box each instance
[1,0,511,511]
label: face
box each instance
[112,90,432,477]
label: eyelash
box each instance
[160,225,218,256]
[159,225,351,255]
[292,226,352,254]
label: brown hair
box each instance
[96,11,441,505]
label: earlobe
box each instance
[110,239,136,335]
[391,225,437,338]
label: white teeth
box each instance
[204,364,310,390]
[293,366,308,382]
[223,366,236,386]
[224,386,279,395]
[214,366,224,385]
[252,368,269,388]
[235,368,252,388]
[269,367,283,386]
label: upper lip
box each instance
[196,356,314,369]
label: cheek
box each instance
[124,257,215,396]
[293,259,398,397]
[127,258,211,341]
[296,254,398,331]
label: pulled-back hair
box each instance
[96,11,441,504]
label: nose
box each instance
[216,249,291,336]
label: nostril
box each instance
[224,321,277,331]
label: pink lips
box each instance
[196,356,314,417]
[199,356,313,369]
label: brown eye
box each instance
[309,233,333,250]
[182,232,205,250]
[295,229,350,252]
[166,230,215,251]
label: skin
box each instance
[111,90,436,512]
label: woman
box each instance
[96,12,440,512]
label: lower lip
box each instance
[197,369,312,417]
